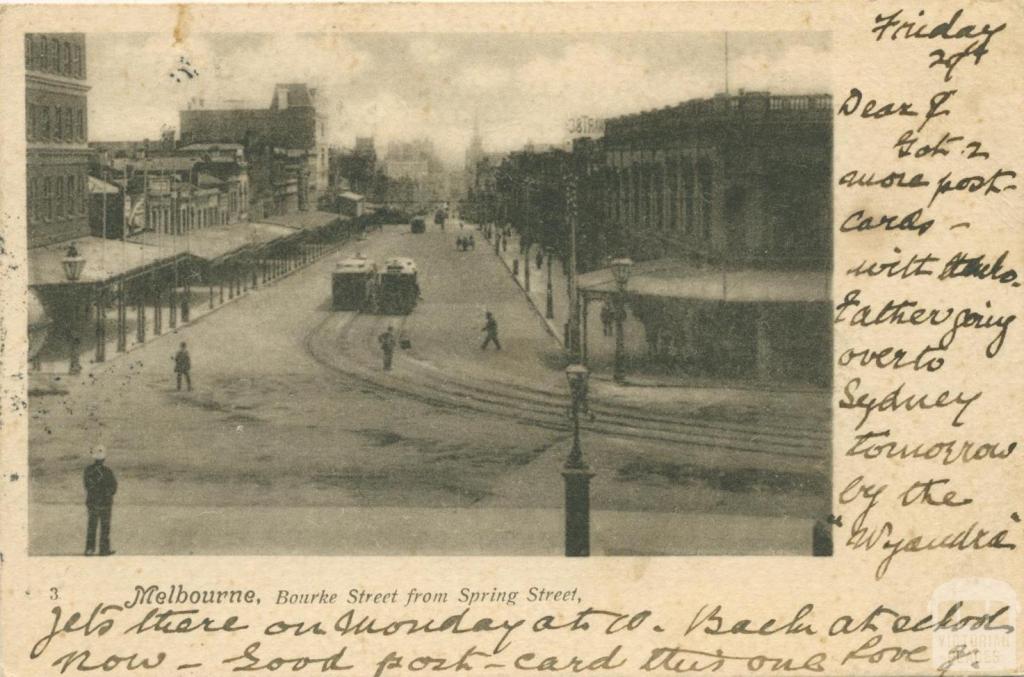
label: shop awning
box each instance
[261,210,345,232]
[29,236,181,287]
[88,176,120,195]
[577,259,831,303]
[130,222,301,263]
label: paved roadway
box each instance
[27,223,829,556]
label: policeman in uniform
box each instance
[84,445,117,556]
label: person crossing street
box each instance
[481,311,501,351]
[378,326,397,371]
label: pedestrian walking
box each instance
[535,249,544,270]
[600,302,613,337]
[172,342,192,391]
[469,234,475,250]
[378,325,397,371]
[502,235,508,252]
[84,445,117,556]
[481,311,501,350]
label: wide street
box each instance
[28,222,830,556]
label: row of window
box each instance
[612,163,714,239]
[25,35,85,79]
[28,174,87,224]
[27,103,87,143]
[150,205,224,234]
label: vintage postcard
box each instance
[0,1,1021,675]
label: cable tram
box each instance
[331,256,377,311]
[378,257,419,315]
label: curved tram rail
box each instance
[305,310,830,471]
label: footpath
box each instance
[31,502,813,556]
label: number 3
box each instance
[50,587,59,600]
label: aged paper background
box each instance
[1,2,1022,675]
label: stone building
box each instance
[600,90,832,267]
[577,91,833,385]
[25,33,91,248]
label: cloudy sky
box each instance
[88,32,830,165]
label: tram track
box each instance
[305,311,829,469]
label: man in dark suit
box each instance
[173,341,192,391]
[378,326,397,371]
[84,445,117,556]
[481,311,501,351]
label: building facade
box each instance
[179,84,326,210]
[601,91,832,268]
[593,91,833,385]
[25,33,91,249]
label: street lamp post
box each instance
[611,257,633,385]
[62,242,86,374]
[545,246,555,320]
[563,364,594,557]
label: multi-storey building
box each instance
[179,84,326,212]
[25,33,91,248]
[600,90,832,267]
[581,90,833,384]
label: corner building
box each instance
[25,33,91,248]
[579,91,833,385]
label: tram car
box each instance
[378,257,419,315]
[410,216,426,234]
[332,256,377,311]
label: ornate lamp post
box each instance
[563,363,594,557]
[611,257,633,384]
[61,242,86,374]
[62,242,86,281]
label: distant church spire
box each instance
[465,109,484,172]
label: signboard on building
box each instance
[566,115,605,138]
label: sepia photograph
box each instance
[24,30,833,557]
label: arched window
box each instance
[25,35,32,68]
[64,41,72,74]
[682,163,695,234]
[55,108,63,142]
[55,174,64,218]
[66,176,75,215]
[697,158,713,242]
[43,177,52,221]
[55,40,63,73]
